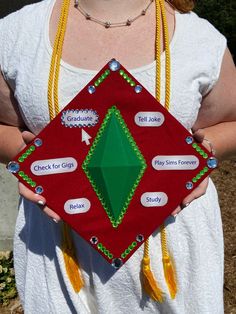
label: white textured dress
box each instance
[0,0,227,313]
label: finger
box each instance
[171,205,181,217]
[19,183,61,221]
[38,204,61,222]
[193,129,205,143]
[182,177,209,205]
[18,182,46,204]
[22,131,35,145]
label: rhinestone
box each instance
[90,236,98,245]
[7,161,20,173]
[207,157,218,169]
[130,81,135,87]
[111,258,123,269]
[136,234,144,242]
[185,136,193,144]
[34,138,43,147]
[88,85,96,94]
[135,85,143,93]
[35,186,44,194]
[109,59,121,71]
[85,13,91,20]
[141,9,146,15]
[186,181,193,190]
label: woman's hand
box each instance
[18,131,61,222]
[171,129,210,216]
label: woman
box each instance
[0,0,236,313]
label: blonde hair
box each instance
[167,0,195,13]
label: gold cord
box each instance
[47,0,176,299]
[142,0,177,302]
[47,0,84,293]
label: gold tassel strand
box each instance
[159,0,171,111]
[142,240,164,302]
[160,224,177,299]
[155,0,162,101]
[62,223,84,292]
[142,0,177,301]
[159,0,177,300]
[47,0,84,293]
[141,0,164,302]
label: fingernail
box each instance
[53,218,59,223]
[181,202,190,210]
[173,213,178,218]
[37,200,45,206]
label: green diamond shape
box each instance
[82,106,147,228]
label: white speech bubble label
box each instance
[61,109,99,127]
[31,158,78,176]
[64,198,91,214]
[134,112,165,127]
[152,155,199,170]
[141,192,168,207]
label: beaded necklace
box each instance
[74,0,154,28]
[47,0,176,302]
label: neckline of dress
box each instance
[44,0,181,75]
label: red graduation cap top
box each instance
[8,59,217,269]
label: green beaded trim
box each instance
[82,106,147,228]
[192,167,209,183]
[119,69,136,87]
[18,171,36,187]
[121,241,137,259]
[97,242,113,259]
[18,145,36,163]
[94,69,111,87]
[192,143,208,159]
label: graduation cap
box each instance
[7,59,217,270]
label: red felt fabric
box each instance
[10,62,214,267]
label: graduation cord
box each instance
[47,0,177,300]
[141,0,177,302]
[48,0,84,293]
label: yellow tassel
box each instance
[162,255,177,299]
[142,256,164,302]
[141,240,164,302]
[62,223,84,293]
[160,225,177,299]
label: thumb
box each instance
[193,129,205,143]
[22,131,35,145]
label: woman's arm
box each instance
[0,124,25,164]
[0,72,60,221]
[0,71,27,163]
[193,48,236,160]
